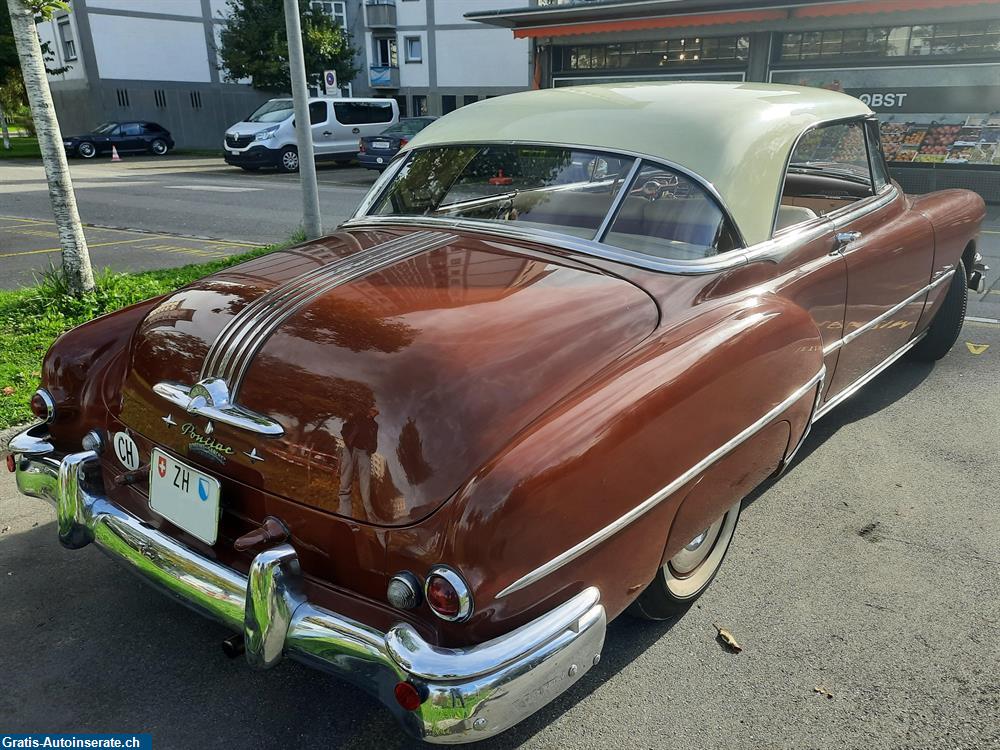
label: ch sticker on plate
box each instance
[149,448,221,545]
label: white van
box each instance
[223,97,399,172]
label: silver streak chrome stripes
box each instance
[199,230,455,395]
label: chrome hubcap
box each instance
[663,501,740,599]
[80,144,94,157]
[153,142,166,154]
[283,152,298,170]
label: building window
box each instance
[558,34,749,72]
[412,94,428,116]
[116,88,130,107]
[190,91,202,109]
[374,36,398,67]
[463,95,478,106]
[311,1,347,28]
[776,21,1000,62]
[154,89,167,108]
[404,36,422,63]
[442,95,456,114]
[57,18,77,61]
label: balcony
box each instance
[369,65,400,89]
[365,0,396,28]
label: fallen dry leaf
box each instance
[814,686,834,699]
[1,386,14,396]
[0,526,9,534]
[714,623,743,653]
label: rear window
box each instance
[334,101,394,125]
[380,118,434,137]
[369,145,742,260]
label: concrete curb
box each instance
[1,423,31,451]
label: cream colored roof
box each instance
[405,82,873,246]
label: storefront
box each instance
[469,0,1000,200]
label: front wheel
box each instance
[906,262,968,362]
[77,142,96,159]
[629,500,742,621]
[278,147,299,173]
[150,139,169,156]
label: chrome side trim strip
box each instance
[822,267,956,356]
[495,368,825,599]
[814,330,928,421]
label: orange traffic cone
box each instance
[111,145,121,162]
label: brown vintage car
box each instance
[6,83,988,742]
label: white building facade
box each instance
[36,1,531,148]
[357,0,531,116]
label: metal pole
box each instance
[283,0,323,239]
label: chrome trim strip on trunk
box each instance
[495,368,825,599]
[822,267,956,356]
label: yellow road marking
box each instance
[0,236,163,258]
[966,342,990,355]
[0,215,259,247]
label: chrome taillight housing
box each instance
[424,566,473,622]
[30,389,55,423]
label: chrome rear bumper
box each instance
[7,425,606,743]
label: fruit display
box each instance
[877,116,1000,166]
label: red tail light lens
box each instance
[394,681,424,711]
[5,453,15,473]
[424,566,472,622]
[358,139,365,152]
[399,137,408,147]
[30,389,54,423]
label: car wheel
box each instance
[279,147,299,173]
[906,261,968,362]
[628,500,741,621]
[77,142,97,159]
[150,139,169,156]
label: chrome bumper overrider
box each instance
[7,425,606,743]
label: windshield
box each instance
[92,122,118,134]
[369,145,740,260]
[247,100,294,123]
[379,118,435,138]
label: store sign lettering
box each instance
[857,92,909,109]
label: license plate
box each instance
[149,449,221,545]
[372,141,390,149]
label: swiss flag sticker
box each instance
[157,455,167,478]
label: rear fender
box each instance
[431,293,825,639]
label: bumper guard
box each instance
[7,425,606,743]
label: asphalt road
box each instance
[0,155,378,288]
[0,318,997,749]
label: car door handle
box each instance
[323,131,332,136]
[831,231,862,255]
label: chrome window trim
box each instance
[350,140,751,273]
[771,114,883,239]
[822,266,956,356]
[594,157,642,241]
[495,367,826,599]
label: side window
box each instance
[121,123,142,136]
[603,162,740,261]
[309,101,328,125]
[777,121,875,233]
[334,101,394,125]
[865,119,891,191]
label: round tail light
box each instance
[30,389,55,423]
[394,681,424,712]
[5,453,15,473]
[386,572,421,610]
[424,566,472,622]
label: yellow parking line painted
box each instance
[0,236,165,259]
[0,215,259,248]
[0,220,45,230]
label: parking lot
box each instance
[0,154,998,749]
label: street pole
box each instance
[283,0,323,240]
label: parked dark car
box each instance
[63,121,174,159]
[357,117,437,171]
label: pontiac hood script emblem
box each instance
[182,422,235,463]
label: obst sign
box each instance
[856,92,908,109]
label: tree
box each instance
[6,0,94,295]
[218,0,358,92]
[0,4,65,149]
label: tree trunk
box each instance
[0,105,10,149]
[7,0,94,294]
